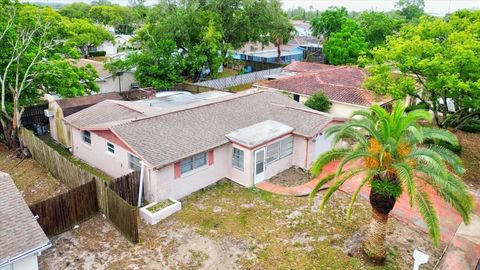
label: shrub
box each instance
[89,51,106,57]
[304,92,332,112]
[405,101,429,112]
[459,119,480,133]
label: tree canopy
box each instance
[323,19,369,65]
[0,1,99,146]
[364,10,480,129]
[310,7,348,40]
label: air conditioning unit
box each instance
[44,109,54,117]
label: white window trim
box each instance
[82,130,91,145]
[265,136,293,164]
[180,152,208,176]
[106,141,115,157]
[232,147,244,171]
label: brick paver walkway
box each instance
[256,161,480,269]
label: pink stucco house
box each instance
[63,90,342,202]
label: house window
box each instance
[232,147,244,171]
[181,152,207,174]
[107,142,115,155]
[266,136,293,163]
[82,131,91,144]
[128,153,141,171]
[280,136,293,158]
[266,141,280,163]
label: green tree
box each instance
[357,11,403,48]
[311,7,348,40]
[395,0,425,22]
[0,2,99,147]
[106,39,185,89]
[266,0,296,63]
[65,18,114,57]
[364,10,480,128]
[310,103,473,261]
[304,92,332,112]
[89,5,133,34]
[59,2,91,19]
[323,19,368,65]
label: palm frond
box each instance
[409,147,449,176]
[309,173,335,204]
[393,162,416,207]
[427,144,465,175]
[422,127,459,146]
[346,171,375,220]
[319,167,367,210]
[310,148,350,177]
[335,150,371,177]
[415,165,473,223]
[415,189,441,246]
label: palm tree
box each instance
[309,102,474,261]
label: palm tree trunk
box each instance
[364,187,396,261]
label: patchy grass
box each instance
[452,129,480,192]
[146,199,175,213]
[0,144,68,204]
[214,68,238,79]
[40,179,444,269]
[227,83,253,92]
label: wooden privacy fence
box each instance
[109,170,141,206]
[20,128,139,243]
[21,103,49,127]
[29,181,98,236]
[106,188,139,243]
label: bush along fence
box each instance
[194,67,282,90]
[29,181,98,236]
[20,128,139,243]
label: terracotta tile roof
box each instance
[56,92,124,117]
[259,62,390,107]
[111,91,334,168]
[0,172,50,265]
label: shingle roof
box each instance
[0,172,50,265]
[111,91,333,168]
[71,59,112,79]
[56,92,123,117]
[258,63,390,107]
[64,99,155,129]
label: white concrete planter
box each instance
[140,198,182,225]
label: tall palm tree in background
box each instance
[309,102,473,261]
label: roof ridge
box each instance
[108,100,153,114]
[124,90,264,124]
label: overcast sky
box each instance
[282,0,479,16]
[33,0,480,16]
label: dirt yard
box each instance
[39,180,444,270]
[452,129,480,193]
[268,166,311,187]
[0,144,68,204]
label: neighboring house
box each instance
[234,42,304,64]
[72,59,136,94]
[115,34,133,49]
[63,90,342,203]
[46,92,124,148]
[256,62,392,118]
[89,40,117,56]
[0,172,50,270]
